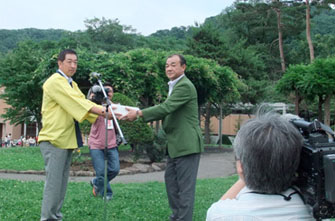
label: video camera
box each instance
[89,85,111,105]
[290,118,335,220]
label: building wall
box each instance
[0,87,8,116]
[206,114,254,136]
[0,87,24,140]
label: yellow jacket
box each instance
[38,73,98,149]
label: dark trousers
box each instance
[165,153,201,221]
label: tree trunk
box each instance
[218,102,223,148]
[273,2,286,72]
[306,0,315,62]
[204,102,211,144]
[294,90,300,115]
[318,95,323,122]
[324,95,331,126]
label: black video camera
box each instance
[291,118,335,220]
[89,85,111,105]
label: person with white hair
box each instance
[206,111,314,220]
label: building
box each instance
[209,114,253,136]
[0,87,38,141]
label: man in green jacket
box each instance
[123,54,204,221]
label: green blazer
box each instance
[142,76,204,158]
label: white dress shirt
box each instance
[168,74,185,97]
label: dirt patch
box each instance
[70,160,133,172]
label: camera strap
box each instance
[249,186,302,201]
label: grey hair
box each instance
[234,111,303,193]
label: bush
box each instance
[145,128,167,162]
[112,93,154,156]
[217,134,232,145]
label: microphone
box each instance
[90,72,102,79]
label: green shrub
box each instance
[145,128,167,162]
[112,93,154,156]
[217,134,232,145]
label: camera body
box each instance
[90,85,111,105]
[291,119,335,220]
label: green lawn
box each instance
[0,177,238,220]
[0,146,331,220]
[0,145,238,220]
[0,146,44,170]
[0,145,132,171]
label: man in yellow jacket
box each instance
[38,49,114,221]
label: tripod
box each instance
[94,78,127,220]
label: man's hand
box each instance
[221,178,245,200]
[89,106,121,120]
[109,106,122,120]
[121,108,140,121]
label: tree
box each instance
[0,41,53,128]
[212,1,307,77]
[284,0,335,64]
[272,0,286,72]
[135,26,193,51]
[0,28,69,54]
[84,17,137,53]
[186,23,259,143]
[306,0,315,62]
[311,7,335,35]
[92,48,242,144]
[313,34,335,58]
[186,24,225,62]
[186,25,265,98]
[276,64,308,115]
[0,43,108,128]
[299,58,335,124]
[277,58,335,125]
[95,48,167,108]
[183,56,242,144]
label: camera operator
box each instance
[88,82,120,201]
[206,111,314,220]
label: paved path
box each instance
[0,151,236,183]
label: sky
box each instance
[0,0,235,36]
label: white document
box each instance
[110,103,139,116]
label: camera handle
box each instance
[96,79,127,145]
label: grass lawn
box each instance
[1,146,331,220]
[0,145,238,220]
[0,176,238,220]
[0,146,44,171]
[0,145,132,171]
